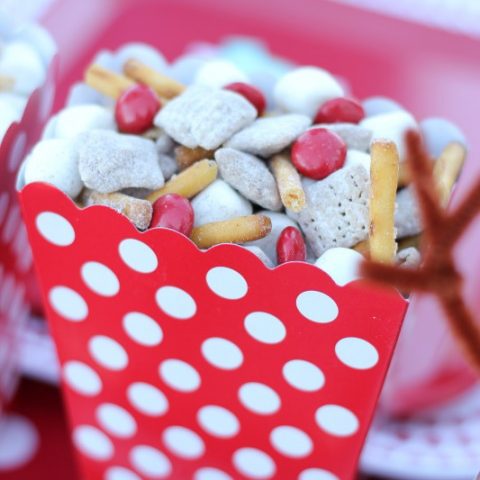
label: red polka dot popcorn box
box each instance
[0,17,57,414]
[16,44,415,480]
[19,185,407,480]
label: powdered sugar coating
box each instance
[289,165,370,256]
[215,148,282,211]
[155,86,256,150]
[78,130,164,193]
[225,114,311,158]
[316,123,373,152]
[395,187,422,238]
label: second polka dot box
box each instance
[17,45,408,480]
[0,17,57,414]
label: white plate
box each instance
[361,384,480,479]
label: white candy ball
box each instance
[193,60,249,88]
[0,41,45,95]
[41,113,58,140]
[93,49,118,71]
[66,83,108,108]
[53,105,116,139]
[24,139,83,198]
[191,179,252,227]
[360,110,418,161]
[362,96,403,117]
[0,92,27,116]
[314,247,363,286]
[420,117,466,158]
[168,54,205,85]
[273,66,344,118]
[345,149,370,172]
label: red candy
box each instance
[150,194,194,236]
[314,97,365,124]
[115,84,161,134]
[276,227,306,264]
[291,128,346,180]
[224,82,266,116]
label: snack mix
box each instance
[22,43,467,272]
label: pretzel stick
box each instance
[433,142,466,206]
[369,140,399,263]
[191,215,272,248]
[352,239,369,256]
[175,146,214,170]
[85,64,135,99]
[270,153,306,212]
[124,59,185,99]
[147,159,217,202]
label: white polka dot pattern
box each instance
[156,286,197,319]
[238,383,281,415]
[244,311,286,344]
[35,211,75,246]
[123,312,163,347]
[73,425,114,461]
[282,360,325,392]
[49,286,88,322]
[270,426,313,458]
[96,403,137,438]
[129,445,171,478]
[206,266,248,299]
[159,359,201,392]
[315,405,359,437]
[105,466,141,480]
[22,183,407,480]
[233,448,276,479]
[63,361,102,396]
[163,426,205,459]
[201,337,243,370]
[118,239,158,273]
[335,337,379,370]
[194,467,233,480]
[299,468,339,480]
[89,336,129,371]
[127,383,168,417]
[296,290,338,323]
[197,405,240,438]
[81,261,120,297]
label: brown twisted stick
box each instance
[362,130,480,371]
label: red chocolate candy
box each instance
[314,97,365,124]
[150,194,194,236]
[291,128,346,180]
[276,226,306,264]
[224,82,266,116]
[115,84,161,134]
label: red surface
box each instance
[40,0,480,413]
[19,183,406,479]
[0,380,78,480]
